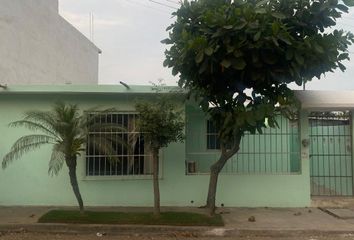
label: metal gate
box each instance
[309,111,353,196]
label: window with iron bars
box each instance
[86,113,153,177]
[186,116,300,174]
[207,120,223,150]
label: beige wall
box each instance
[0,0,100,85]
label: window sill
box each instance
[185,172,302,176]
[82,175,156,181]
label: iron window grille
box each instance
[186,115,300,174]
[85,112,153,177]
[309,111,353,196]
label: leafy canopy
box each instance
[135,95,184,151]
[162,0,354,143]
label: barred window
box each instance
[186,117,300,174]
[207,120,220,150]
[206,121,234,150]
[86,113,153,176]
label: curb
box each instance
[0,224,211,237]
[224,229,354,238]
[2,224,354,237]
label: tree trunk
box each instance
[152,148,160,217]
[66,156,84,213]
[206,136,242,216]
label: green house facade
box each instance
[0,85,351,208]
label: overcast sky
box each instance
[59,0,354,90]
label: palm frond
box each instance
[89,133,127,148]
[83,108,117,123]
[50,102,82,141]
[48,144,65,176]
[54,102,80,126]
[82,109,119,132]
[24,111,57,133]
[2,134,55,169]
[9,120,59,139]
[9,135,56,151]
[72,138,86,155]
[89,135,120,162]
[53,120,73,133]
[88,123,127,133]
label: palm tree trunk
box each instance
[66,156,84,213]
[206,136,241,216]
[152,148,160,217]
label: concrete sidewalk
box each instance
[1,206,354,237]
[222,207,354,231]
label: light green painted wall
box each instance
[0,93,311,207]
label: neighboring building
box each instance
[0,85,351,207]
[0,0,100,85]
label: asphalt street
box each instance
[2,232,354,240]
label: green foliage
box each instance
[162,0,354,143]
[2,102,121,176]
[38,210,224,226]
[135,86,185,150]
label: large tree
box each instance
[2,102,121,213]
[163,0,354,215]
[135,86,184,216]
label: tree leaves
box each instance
[2,102,122,174]
[232,58,247,70]
[135,93,185,150]
[271,12,286,19]
[272,22,280,35]
[159,0,354,215]
[294,52,304,65]
[285,49,293,60]
[254,31,261,41]
[204,46,214,56]
[234,21,247,30]
[338,53,349,61]
[337,4,349,12]
[256,0,269,7]
[338,62,346,71]
[313,42,324,53]
[221,59,232,68]
[195,51,204,64]
[262,51,278,65]
[2,135,56,169]
[162,0,354,150]
[161,38,173,44]
[255,8,267,14]
[223,25,233,29]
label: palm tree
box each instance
[2,102,122,213]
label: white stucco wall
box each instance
[0,0,100,85]
[295,91,354,110]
